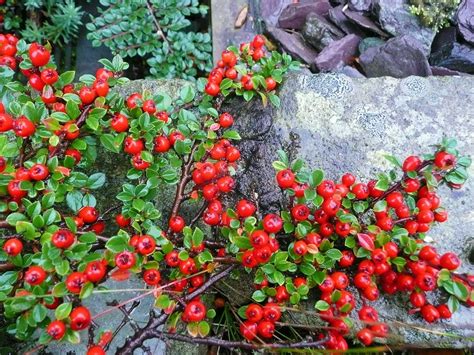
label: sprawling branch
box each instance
[116,265,236,354]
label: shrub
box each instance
[86,0,213,80]
[0,32,472,354]
[409,0,461,31]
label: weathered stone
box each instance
[349,0,373,12]
[431,27,458,54]
[222,71,474,348]
[315,34,362,71]
[430,66,463,76]
[335,65,366,77]
[343,8,388,37]
[358,36,385,53]
[359,35,432,77]
[278,1,332,30]
[267,26,318,65]
[259,0,294,27]
[430,41,474,74]
[302,13,345,51]
[457,0,474,45]
[328,5,368,36]
[375,0,436,55]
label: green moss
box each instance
[409,0,461,31]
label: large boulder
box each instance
[223,71,474,348]
[303,13,345,51]
[45,71,474,352]
[359,35,432,77]
[374,0,436,56]
[457,0,474,45]
[314,34,362,71]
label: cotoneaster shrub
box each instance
[0,32,473,354]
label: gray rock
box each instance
[222,71,474,348]
[343,8,388,37]
[360,35,432,77]
[259,0,294,27]
[315,34,362,71]
[430,41,474,74]
[375,0,436,55]
[359,36,386,53]
[430,66,463,76]
[267,26,318,65]
[349,0,373,12]
[278,1,332,30]
[329,5,368,36]
[457,0,474,45]
[336,65,366,77]
[431,27,458,54]
[302,13,345,51]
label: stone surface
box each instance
[303,13,345,51]
[375,0,436,56]
[431,27,458,54]
[430,41,474,74]
[360,35,432,77]
[343,8,388,37]
[358,36,385,53]
[222,71,474,348]
[457,0,474,45]
[314,34,362,71]
[328,5,368,37]
[211,0,260,63]
[259,0,293,27]
[267,26,318,64]
[430,66,464,76]
[278,1,332,30]
[37,70,474,352]
[349,0,373,12]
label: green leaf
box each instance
[66,100,80,120]
[268,93,280,107]
[79,282,94,299]
[55,302,72,320]
[86,173,106,189]
[32,304,47,323]
[222,130,241,140]
[310,170,324,188]
[325,248,343,260]
[252,290,266,302]
[315,300,330,311]
[105,235,129,253]
[180,85,196,103]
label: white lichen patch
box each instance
[294,92,353,138]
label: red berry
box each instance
[65,272,87,294]
[110,113,129,132]
[79,87,96,104]
[40,68,58,85]
[245,304,263,322]
[421,304,440,323]
[137,235,156,255]
[13,116,36,137]
[169,215,185,233]
[78,206,99,224]
[410,291,426,308]
[25,266,47,285]
[434,151,456,170]
[240,321,258,341]
[0,112,13,132]
[386,191,404,208]
[85,260,107,283]
[293,240,308,256]
[357,328,373,346]
[262,213,283,233]
[341,173,355,187]
[126,93,142,109]
[124,137,144,155]
[47,320,66,340]
[115,251,136,269]
[236,199,256,218]
[70,306,91,330]
[257,320,275,339]
[276,169,295,189]
[87,346,105,355]
[143,269,161,285]
[205,82,220,96]
[52,229,75,249]
[183,300,206,322]
[291,204,310,221]
[439,252,460,270]
[402,155,421,172]
[115,214,131,227]
[331,271,349,289]
[179,258,196,275]
[265,77,277,91]
[154,135,171,153]
[358,306,379,322]
[250,230,269,248]
[352,183,369,199]
[29,43,50,67]
[437,304,452,319]
[3,238,23,256]
[65,149,81,164]
[219,112,234,128]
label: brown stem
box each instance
[151,332,327,350]
[48,105,92,159]
[145,0,173,53]
[0,221,13,229]
[0,263,16,272]
[116,265,237,354]
[370,160,432,207]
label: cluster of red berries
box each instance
[240,302,281,340]
[204,35,277,97]
[0,33,18,69]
